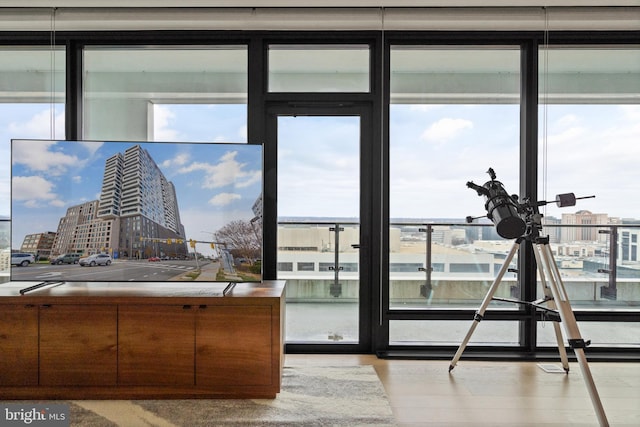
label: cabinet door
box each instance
[0,305,38,386]
[196,305,272,386]
[119,305,195,386]
[39,304,117,386]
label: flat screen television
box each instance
[10,139,262,287]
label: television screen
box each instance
[10,139,262,284]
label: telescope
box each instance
[466,168,594,239]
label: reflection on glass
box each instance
[268,44,370,92]
[83,46,247,141]
[390,320,520,346]
[538,321,640,348]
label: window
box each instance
[538,46,640,310]
[83,46,247,142]
[0,47,65,280]
[389,46,521,310]
[268,44,370,92]
[297,262,314,271]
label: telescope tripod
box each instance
[448,236,609,427]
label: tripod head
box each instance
[466,168,594,240]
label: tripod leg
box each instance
[532,247,570,372]
[536,243,609,427]
[449,241,520,372]
[551,322,570,373]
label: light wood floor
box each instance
[285,354,640,426]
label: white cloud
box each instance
[620,105,640,120]
[208,192,241,206]
[238,125,248,140]
[420,118,473,143]
[153,104,181,141]
[8,109,65,139]
[176,150,258,189]
[160,152,191,168]
[552,113,581,129]
[12,176,60,207]
[77,140,104,156]
[236,170,262,188]
[12,140,81,176]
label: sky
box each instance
[2,101,640,250]
[392,103,640,221]
[9,137,262,251]
[276,103,640,222]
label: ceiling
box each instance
[0,1,639,7]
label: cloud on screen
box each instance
[176,150,259,190]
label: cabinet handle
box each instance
[41,304,52,309]
[183,305,192,310]
[199,305,207,309]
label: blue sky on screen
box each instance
[10,138,262,249]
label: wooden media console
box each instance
[0,280,285,399]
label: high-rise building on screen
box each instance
[52,145,187,259]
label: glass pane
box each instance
[537,321,640,348]
[389,46,521,311]
[84,46,247,141]
[268,45,369,92]
[0,48,65,219]
[538,46,640,312]
[0,48,65,274]
[390,320,520,346]
[0,220,9,282]
[390,223,518,309]
[277,116,360,343]
[151,104,247,143]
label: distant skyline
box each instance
[10,138,262,253]
[2,102,639,239]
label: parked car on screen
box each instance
[11,253,35,267]
[79,253,112,267]
[148,257,160,262]
[50,253,82,265]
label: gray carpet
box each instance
[65,365,396,426]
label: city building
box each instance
[561,210,610,243]
[51,145,188,259]
[99,145,187,259]
[19,231,56,259]
[51,200,116,257]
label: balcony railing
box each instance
[277,220,640,310]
